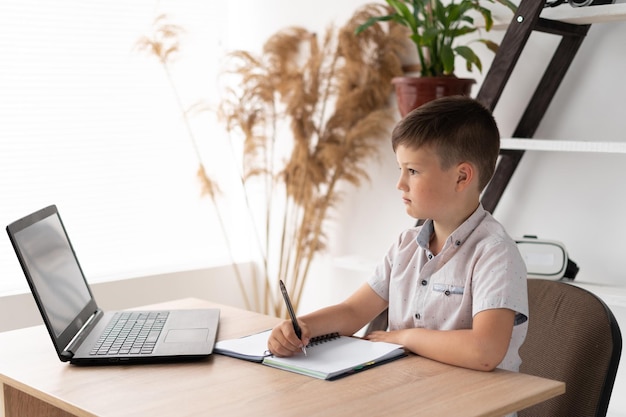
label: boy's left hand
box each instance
[364,330,404,346]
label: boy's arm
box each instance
[365,308,515,372]
[267,283,387,357]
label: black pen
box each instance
[279,280,307,356]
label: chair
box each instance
[519,279,622,417]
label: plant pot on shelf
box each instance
[392,76,476,117]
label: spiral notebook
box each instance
[215,330,406,380]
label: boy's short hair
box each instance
[391,96,500,191]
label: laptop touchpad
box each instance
[164,328,209,343]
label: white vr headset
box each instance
[515,235,579,280]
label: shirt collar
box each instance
[415,204,488,251]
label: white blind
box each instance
[0,1,248,295]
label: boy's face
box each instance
[395,144,461,220]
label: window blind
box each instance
[0,1,245,295]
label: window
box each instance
[0,1,249,295]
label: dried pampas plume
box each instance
[219,3,406,316]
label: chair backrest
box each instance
[519,279,622,417]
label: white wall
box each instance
[0,263,255,333]
[492,23,626,288]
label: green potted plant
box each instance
[356,0,517,115]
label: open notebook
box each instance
[215,329,406,380]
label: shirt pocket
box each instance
[432,283,465,297]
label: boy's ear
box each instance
[455,162,475,191]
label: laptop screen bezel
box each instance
[6,205,99,360]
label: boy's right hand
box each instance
[267,319,310,357]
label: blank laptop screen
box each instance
[13,212,92,337]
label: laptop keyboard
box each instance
[90,311,169,356]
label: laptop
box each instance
[6,205,220,365]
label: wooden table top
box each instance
[0,298,564,417]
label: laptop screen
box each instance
[11,210,92,337]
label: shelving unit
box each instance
[477,0,626,212]
[482,10,626,414]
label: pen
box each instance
[279,280,307,356]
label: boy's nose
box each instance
[396,178,407,191]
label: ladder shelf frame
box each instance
[477,0,592,212]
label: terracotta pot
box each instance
[392,76,476,117]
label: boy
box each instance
[268,96,528,373]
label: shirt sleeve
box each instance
[367,228,419,302]
[471,237,529,321]
[368,243,395,302]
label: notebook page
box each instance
[214,329,271,362]
[262,336,405,379]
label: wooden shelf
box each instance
[500,138,626,153]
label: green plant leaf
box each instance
[455,45,482,73]
[496,0,518,13]
[441,44,455,74]
[354,14,396,35]
[477,6,494,31]
[449,26,476,38]
[433,1,450,27]
[447,4,463,24]
[353,0,518,77]
[421,27,439,46]
[479,38,499,53]
[387,0,418,30]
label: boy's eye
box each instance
[398,166,419,175]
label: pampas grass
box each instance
[136,4,405,317]
[219,4,406,316]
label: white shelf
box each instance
[540,2,626,24]
[490,2,626,29]
[500,138,626,153]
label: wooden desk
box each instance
[0,298,564,417]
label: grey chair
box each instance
[519,279,622,417]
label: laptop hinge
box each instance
[63,310,102,355]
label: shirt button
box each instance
[428,254,433,259]
[421,280,428,286]
[415,313,421,320]
[444,290,451,296]
[455,240,461,246]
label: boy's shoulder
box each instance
[474,211,515,243]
